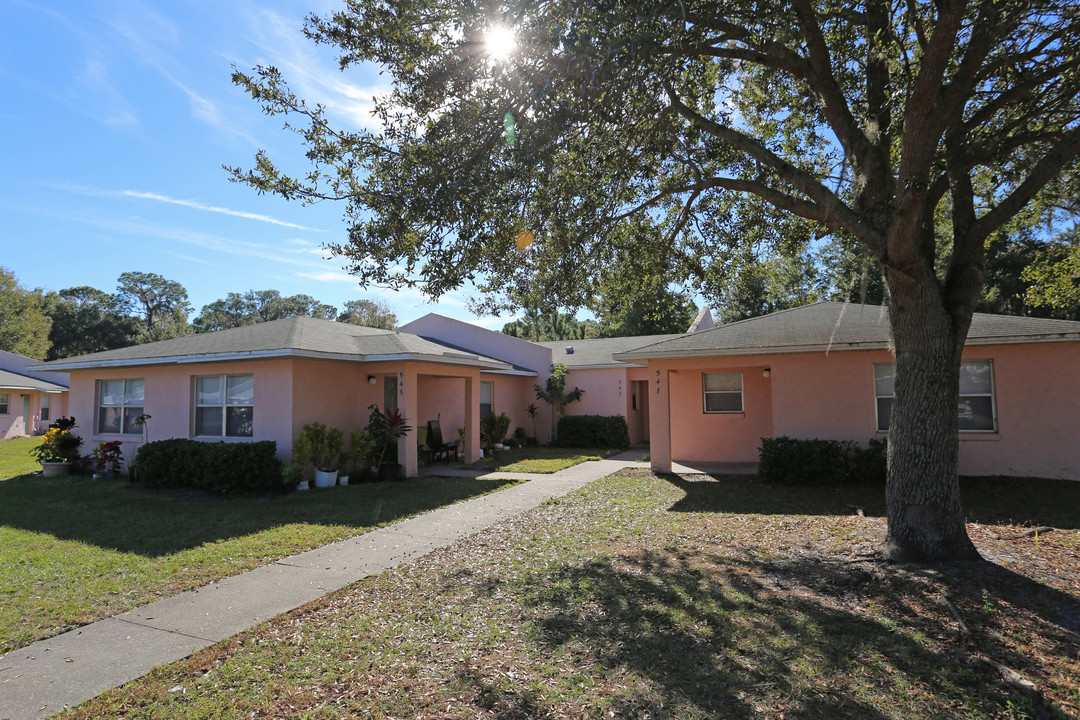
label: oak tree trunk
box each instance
[883,273,982,562]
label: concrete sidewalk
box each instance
[0,451,648,720]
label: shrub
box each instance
[483,412,512,445]
[134,439,285,495]
[758,436,887,485]
[555,415,630,448]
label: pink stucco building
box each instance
[30,302,1080,480]
[616,302,1080,480]
[0,351,69,438]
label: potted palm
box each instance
[366,404,412,481]
[298,422,343,488]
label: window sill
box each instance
[703,411,746,416]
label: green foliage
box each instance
[115,271,193,340]
[134,439,285,495]
[555,415,630,449]
[42,286,139,360]
[534,363,584,420]
[28,424,83,464]
[337,298,397,329]
[0,266,51,359]
[365,404,412,467]
[758,437,886,485]
[482,412,512,445]
[502,305,596,341]
[1021,235,1080,319]
[296,422,344,472]
[193,289,340,332]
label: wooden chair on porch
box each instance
[424,419,458,463]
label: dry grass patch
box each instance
[61,470,1080,720]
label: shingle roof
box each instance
[31,317,515,371]
[615,301,1080,360]
[0,369,68,392]
[537,335,682,367]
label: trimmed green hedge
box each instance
[758,436,886,485]
[555,415,630,449]
[133,439,286,495]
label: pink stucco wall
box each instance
[647,341,1080,480]
[0,389,69,438]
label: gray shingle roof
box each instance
[615,301,1080,360]
[31,317,515,371]
[537,335,682,367]
[0,369,68,392]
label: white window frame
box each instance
[702,372,743,413]
[40,395,50,422]
[194,374,254,438]
[874,360,996,433]
[97,379,145,435]
[0,393,8,415]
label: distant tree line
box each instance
[0,267,398,361]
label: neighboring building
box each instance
[0,350,69,439]
[615,302,1080,480]
[30,302,1080,480]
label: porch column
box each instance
[463,373,481,463]
[650,364,673,473]
[398,364,420,477]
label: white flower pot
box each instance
[313,469,337,488]
[338,475,349,486]
[297,479,310,491]
[41,462,71,477]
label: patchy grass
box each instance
[60,470,1080,720]
[477,446,622,473]
[0,436,43,479]
[0,473,518,654]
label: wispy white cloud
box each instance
[74,56,140,129]
[120,190,327,231]
[240,7,392,132]
[296,271,356,283]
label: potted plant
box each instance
[29,417,83,476]
[91,440,124,480]
[341,426,372,484]
[366,404,412,481]
[525,403,540,445]
[456,426,466,459]
[298,422,343,488]
[291,429,312,490]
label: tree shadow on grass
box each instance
[0,473,514,557]
[508,546,1080,718]
[662,473,1080,530]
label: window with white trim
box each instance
[195,374,253,437]
[703,372,743,413]
[874,360,996,432]
[40,395,50,422]
[98,379,145,435]
[0,393,8,415]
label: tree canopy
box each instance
[231,0,1080,561]
[337,298,398,329]
[0,267,51,360]
[193,290,342,332]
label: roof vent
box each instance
[565,346,574,354]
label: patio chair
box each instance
[425,419,458,463]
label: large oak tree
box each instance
[230,0,1080,561]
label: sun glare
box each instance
[486,26,516,60]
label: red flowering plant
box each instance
[92,440,124,475]
[365,404,412,468]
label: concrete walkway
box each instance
[0,451,649,720]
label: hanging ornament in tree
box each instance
[503,111,516,147]
[515,230,534,253]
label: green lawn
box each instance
[0,463,518,654]
[58,470,1080,719]
[0,436,43,479]
[477,446,623,473]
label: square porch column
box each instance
[463,373,481,464]
[650,364,673,473]
[397,364,420,477]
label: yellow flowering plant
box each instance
[29,419,84,464]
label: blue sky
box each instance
[1,0,506,328]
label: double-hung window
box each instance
[0,393,8,415]
[703,372,743,413]
[195,374,253,437]
[98,379,145,435]
[874,360,995,432]
[40,395,50,422]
